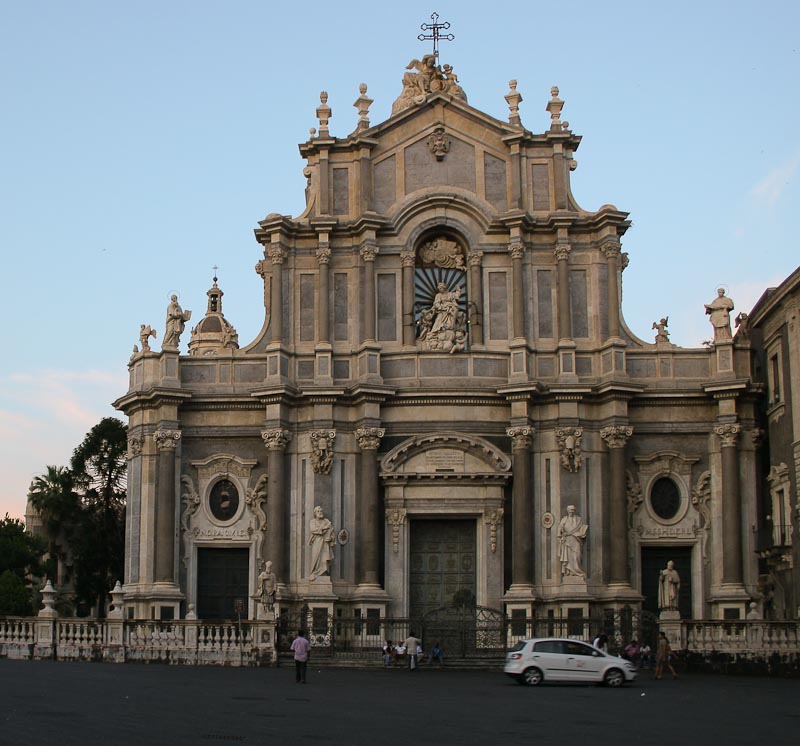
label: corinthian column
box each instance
[268,243,286,344]
[360,241,379,343]
[602,240,621,340]
[715,423,743,584]
[316,243,331,343]
[153,429,181,583]
[507,426,534,587]
[509,241,526,340]
[600,425,633,585]
[261,429,292,582]
[355,426,385,586]
[401,250,415,346]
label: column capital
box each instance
[359,242,379,263]
[400,250,415,267]
[506,426,534,450]
[467,250,484,268]
[316,245,331,265]
[154,430,181,450]
[601,241,621,260]
[600,425,633,449]
[255,258,270,277]
[714,423,741,448]
[554,242,571,262]
[127,436,143,460]
[261,428,292,451]
[508,241,526,260]
[268,245,286,265]
[355,426,385,450]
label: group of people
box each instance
[382,635,444,670]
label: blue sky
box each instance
[2,1,798,519]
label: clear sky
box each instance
[2,1,798,519]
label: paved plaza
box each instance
[1,660,798,746]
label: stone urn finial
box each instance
[108,580,125,619]
[38,579,57,619]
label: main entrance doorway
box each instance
[409,519,476,618]
[640,546,692,619]
[196,547,250,620]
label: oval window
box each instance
[209,479,239,522]
[649,477,681,520]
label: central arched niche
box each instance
[381,432,511,477]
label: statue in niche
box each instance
[139,324,157,352]
[417,282,467,354]
[704,288,734,342]
[163,294,192,349]
[558,505,588,578]
[658,560,681,610]
[310,431,335,475]
[308,506,335,580]
[254,560,277,613]
[652,317,670,345]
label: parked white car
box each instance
[504,638,638,687]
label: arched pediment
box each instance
[381,432,511,477]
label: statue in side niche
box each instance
[705,288,734,342]
[558,505,588,578]
[308,506,335,579]
[163,294,192,349]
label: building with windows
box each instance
[114,51,772,629]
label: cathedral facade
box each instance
[115,54,765,627]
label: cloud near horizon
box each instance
[0,367,127,520]
[751,152,800,208]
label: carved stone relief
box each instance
[555,427,583,472]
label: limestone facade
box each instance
[115,55,769,624]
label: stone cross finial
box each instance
[317,91,331,138]
[505,80,523,126]
[353,83,373,131]
[417,11,454,57]
[546,85,564,130]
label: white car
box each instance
[504,638,638,687]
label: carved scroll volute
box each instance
[386,508,407,553]
[483,508,504,554]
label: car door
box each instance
[563,640,605,681]
[530,640,571,681]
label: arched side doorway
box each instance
[381,432,511,616]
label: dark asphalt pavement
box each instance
[1,660,798,746]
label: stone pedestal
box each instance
[658,609,683,649]
[252,620,278,666]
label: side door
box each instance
[530,640,571,681]
[564,640,605,681]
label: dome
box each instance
[188,277,239,356]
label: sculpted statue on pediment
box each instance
[392,55,467,115]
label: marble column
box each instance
[401,250,415,346]
[153,429,181,583]
[360,241,379,343]
[715,423,743,585]
[554,242,572,341]
[507,426,534,587]
[509,241,526,339]
[261,429,292,582]
[268,244,286,344]
[467,250,483,346]
[355,426,385,587]
[602,241,621,340]
[316,244,331,343]
[600,425,633,585]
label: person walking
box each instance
[291,629,312,683]
[403,631,421,671]
[654,631,678,680]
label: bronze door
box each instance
[196,547,250,620]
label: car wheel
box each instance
[522,667,543,686]
[604,668,625,687]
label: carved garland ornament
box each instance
[127,436,143,460]
[386,508,406,553]
[483,508,504,554]
[555,427,583,472]
[691,470,712,563]
[310,430,336,475]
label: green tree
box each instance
[0,515,45,615]
[69,417,127,617]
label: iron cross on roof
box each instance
[418,12,454,58]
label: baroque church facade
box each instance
[115,52,769,628]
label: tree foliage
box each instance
[27,417,128,617]
[0,515,45,615]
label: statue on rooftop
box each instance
[705,288,734,342]
[392,56,467,115]
[163,295,192,349]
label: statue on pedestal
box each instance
[254,560,276,613]
[308,506,335,580]
[658,560,681,610]
[163,294,192,349]
[704,288,734,342]
[558,505,588,578]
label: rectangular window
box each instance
[377,273,397,341]
[770,354,781,403]
[488,271,509,340]
[299,274,315,342]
